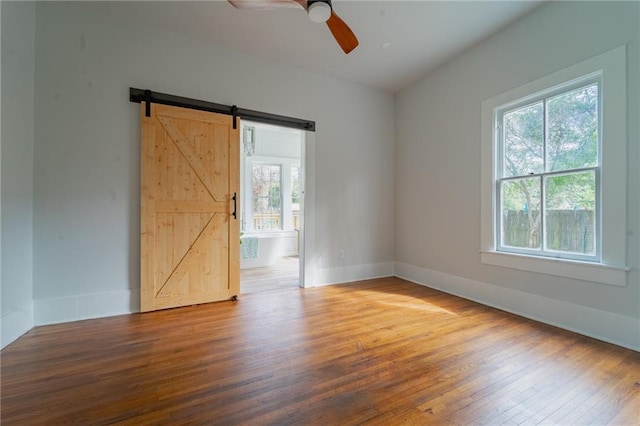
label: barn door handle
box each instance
[232,193,237,219]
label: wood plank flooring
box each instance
[2,277,639,425]
[240,256,300,294]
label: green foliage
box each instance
[252,164,281,213]
[546,85,598,172]
[268,184,281,209]
[545,172,595,210]
[504,102,544,176]
[291,166,300,204]
[504,84,597,178]
[500,83,598,252]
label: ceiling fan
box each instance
[228,0,359,54]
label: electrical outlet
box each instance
[339,249,345,259]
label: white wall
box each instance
[8,1,636,351]
[1,1,36,347]
[251,123,302,159]
[395,1,640,350]
[31,2,395,325]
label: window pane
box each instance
[503,102,543,177]
[546,84,598,172]
[501,177,541,249]
[291,165,300,229]
[252,164,281,230]
[291,165,300,204]
[544,171,596,255]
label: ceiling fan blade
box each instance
[228,0,306,10]
[230,0,358,54]
[326,9,359,54]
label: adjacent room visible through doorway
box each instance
[239,121,303,294]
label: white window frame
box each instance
[251,162,283,231]
[480,45,629,287]
[496,76,601,262]
[243,156,300,233]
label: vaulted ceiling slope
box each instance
[87,0,544,93]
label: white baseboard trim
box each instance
[23,263,638,352]
[34,289,140,326]
[314,262,394,287]
[2,301,34,349]
[394,262,640,352]
[21,261,393,327]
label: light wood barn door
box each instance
[141,103,239,312]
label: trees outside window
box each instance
[248,162,301,232]
[497,82,599,261]
[291,165,301,229]
[481,46,627,286]
[252,164,282,230]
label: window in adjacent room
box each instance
[291,164,301,229]
[252,164,282,230]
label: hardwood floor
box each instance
[240,256,300,294]
[2,277,639,425]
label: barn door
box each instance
[140,103,240,312]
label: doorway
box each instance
[239,121,305,294]
[131,87,316,303]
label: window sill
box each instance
[479,250,629,287]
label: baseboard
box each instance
[34,289,140,326]
[24,263,638,352]
[394,262,640,352]
[314,262,394,287]
[27,261,392,326]
[1,301,34,349]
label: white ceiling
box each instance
[95,0,544,93]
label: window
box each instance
[497,81,599,262]
[291,165,301,229]
[247,162,301,232]
[480,46,628,286]
[252,164,282,230]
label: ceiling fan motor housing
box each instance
[307,0,332,23]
